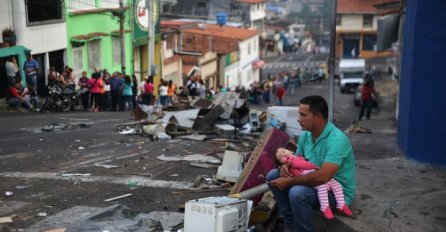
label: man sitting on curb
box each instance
[266,95,356,232]
[6,81,33,112]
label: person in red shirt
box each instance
[141,75,154,105]
[359,77,376,120]
[276,85,286,106]
[7,82,32,111]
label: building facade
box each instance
[181,23,260,89]
[0,0,67,92]
[65,0,134,82]
[336,0,392,59]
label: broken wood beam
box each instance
[104,193,133,202]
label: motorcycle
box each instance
[41,84,83,112]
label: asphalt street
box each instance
[2,54,443,232]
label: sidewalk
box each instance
[335,100,446,231]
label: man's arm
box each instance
[271,162,339,190]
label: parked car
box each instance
[339,59,365,93]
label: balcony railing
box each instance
[25,0,65,26]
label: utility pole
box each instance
[328,0,337,122]
[119,0,126,75]
[146,0,154,77]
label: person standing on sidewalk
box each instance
[276,84,286,106]
[267,95,356,232]
[23,53,39,90]
[359,77,376,121]
[6,56,19,87]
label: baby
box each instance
[275,148,352,219]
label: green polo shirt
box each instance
[296,121,356,205]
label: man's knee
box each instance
[288,185,315,203]
[266,169,280,181]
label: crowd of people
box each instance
[5,53,40,112]
[4,53,330,113]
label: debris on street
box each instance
[36,212,48,217]
[104,193,133,202]
[60,173,91,177]
[0,217,13,224]
[345,121,372,134]
[42,123,89,132]
[156,154,221,164]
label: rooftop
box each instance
[183,24,258,41]
[337,0,391,14]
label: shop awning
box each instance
[0,45,31,58]
[70,32,109,42]
[252,60,265,70]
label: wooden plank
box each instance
[229,128,289,205]
[104,193,133,202]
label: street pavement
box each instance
[0,64,445,231]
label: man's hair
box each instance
[299,95,328,119]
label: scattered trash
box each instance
[94,163,120,169]
[118,128,139,135]
[156,132,171,140]
[61,173,91,177]
[78,146,85,150]
[175,133,207,141]
[0,217,13,224]
[65,204,163,232]
[189,162,219,169]
[42,123,89,132]
[15,185,29,189]
[5,191,13,197]
[104,193,133,202]
[36,212,47,217]
[169,174,179,177]
[128,180,137,189]
[201,175,213,184]
[74,139,81,142]
[157,154,221,164]
[345,121,372,134]
[142,124,165,136]
[239,123,252,135]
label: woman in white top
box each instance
[197,79,207,98]
[158,81,168,106]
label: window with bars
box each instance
[67,0,95,11]
[26,0,65,26]
[88,40,101,72]
[112,37,121,65]
[72,46,84,73]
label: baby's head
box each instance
[276,148,294,163]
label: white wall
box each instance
[237,35,260,88]
[12,1,67,54]
[250,3,266,22]
[223,62,239,89]
[0,0,14,41]
[338,14,378,31]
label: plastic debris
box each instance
[36,212,47,217]
[5,191,13,197]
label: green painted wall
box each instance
[65,1,133,76]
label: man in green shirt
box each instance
[267,95,356,232]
